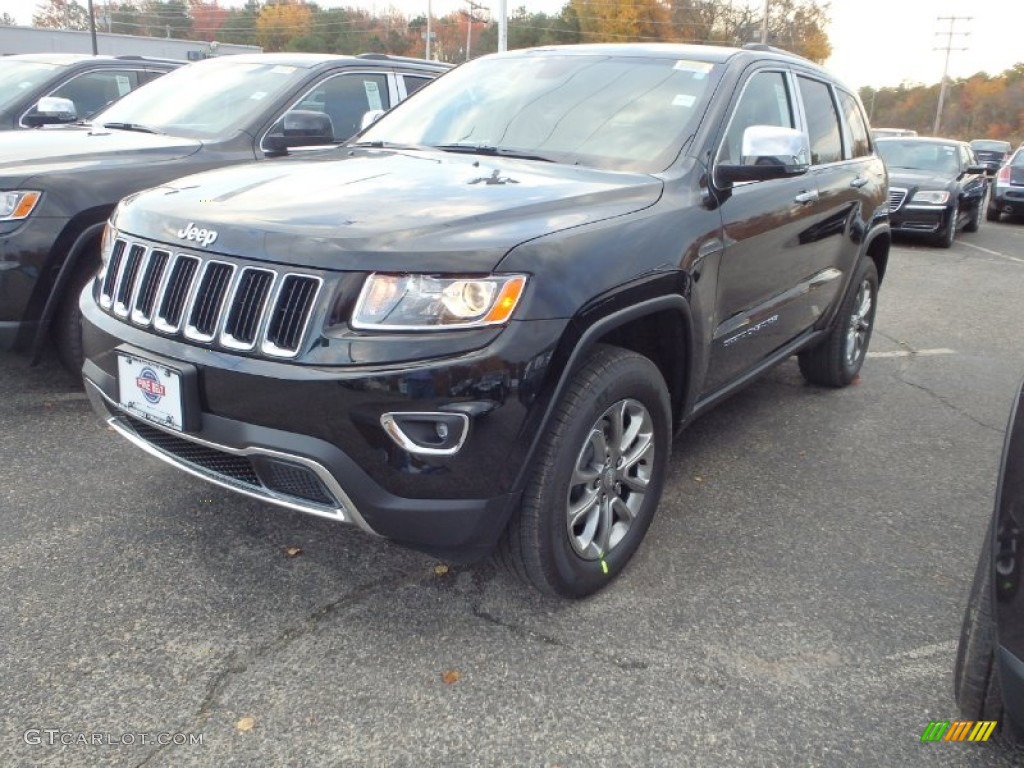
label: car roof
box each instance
[207,52,447,70]
[876,136,965,146]
[4,53,182,66]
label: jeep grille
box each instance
[97,237,322,359]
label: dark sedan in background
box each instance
[0,53,181,130]
[970,139,1013,178]
[956,378,1024,744]
[876,137,987,247]
[988,147,1024,222]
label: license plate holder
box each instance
[116,351,196,432]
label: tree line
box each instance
[862,65,1024,146]
[19,0,832,63]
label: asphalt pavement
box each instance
[4,220,1024,767]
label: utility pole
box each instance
[464,0,487,62]
[760,0,768,44]
[425,0,432,59]
[498,0,507,52]
[933,15,970,136]
[86,0,98,54]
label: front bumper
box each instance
[888,205,950,235]
[81,295,565,561]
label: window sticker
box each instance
[672,94,696,108]
[115,75,131,96]
[364,80,383,111]
[674,60,713,79]
[269,66,296,75]
[249,91,267,100]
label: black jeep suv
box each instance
[0,53,181,129]
[80,44,890,597]
[0,52,448,371]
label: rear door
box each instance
[704,67,844,393]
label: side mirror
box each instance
[360,109,385,131]
[23,96,78,127]
[264,110,335,154]
[717,125,811,184]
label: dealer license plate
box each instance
[117,353,185,431]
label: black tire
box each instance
[954,522,1011,739]
[964,200,981,233]
[496,345,671,598]
[935,201,959,248]
[55,257,99,376]
[798,257,878,388]
[987,205,1001,222]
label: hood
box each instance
[113,149,664,273]
[0,124,202,182]
[886,168,957,190]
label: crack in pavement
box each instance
[133,565,428,768]
[472,607,649,672]
[894,370,1003,434]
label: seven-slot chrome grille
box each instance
[888,187,908,212]
[98,237,323,358]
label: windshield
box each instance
[877,140,960,173]
[1011,151,1024,168]
[359,53,716,172]
[0,60,63,112]
[93,59,310,139]
[970,140,1011,153]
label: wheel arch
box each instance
[506,280,697,494]
[29,216,108,362]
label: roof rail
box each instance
[741,43,808,60]
[356,52,453,66]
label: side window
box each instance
[836,89,871,159]
[719,71,794,166]
[50,70,140,118]
[796,76,842,165]
[290,72,391,142]
[402,75,433,97]
[959,144,972,169]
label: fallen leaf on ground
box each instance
[236,716,255,732]
[434,564,449,576]
[694,476,703,483]
[441,669,460,685]
[284,546,303,558]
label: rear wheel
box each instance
[798,257,878,388]
[987,205,1001,222]
[496,345,671,598]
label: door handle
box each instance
[850,177,869,188]
[794,190,819,204]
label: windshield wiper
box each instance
[434,144,554,163]
[100,122,162,135]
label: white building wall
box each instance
[0,25,260,59]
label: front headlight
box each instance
[0,190,42,221]
[910,190,951,205]
[352,273,528,330]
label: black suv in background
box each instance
[970,139,1013,177]
[81,43,890,597]
[0,53,181,129]
[0,52,449,371]
[988,146,1024,222]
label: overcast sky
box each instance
[2,0,1019,89]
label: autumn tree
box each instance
[188,0,228,39]
[0,11,17,25]
[256,0,313,52]
[33,0,90,30]
[570,0,671,43]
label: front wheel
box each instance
[496,345,671,598]
[55,257,99,376]
[935,201,959,248]
[964,200,982,233]
[987,205,1001,223]
[954,522,1012,740]
[798,257,878,388]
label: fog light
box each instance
[380,412,469,456]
